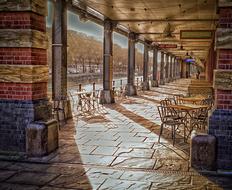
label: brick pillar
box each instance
[208,1,232,170]
[0,1,58,155]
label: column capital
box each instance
[104,19,115,32]
[128,32,138,41]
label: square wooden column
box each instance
[151,47,159,87]
[142,43,150,90]
[52,0,72,120]
[125,32,137,96]
[160,51,165,85]
[208,0,232,170]
[173,57,177,79]
[170,55,174,81]
[52,0,67,100]
[100,20,115,104]
[165,53,170,83]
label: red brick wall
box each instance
[219,8,232,28]
[0,12,45,32]
[0,48,47,65]
[218,49,232,69]
[0,82,47,100]
[216,89,232,110]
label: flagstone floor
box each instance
[1,79,232,190]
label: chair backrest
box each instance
[157,105,176,122]
[173,94,184,105]
[160,99,172,106]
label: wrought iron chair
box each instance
[173,94,185,105]
[160,99,172,106]
[191,107,209,131]
[92,89,101,109]
[157,105,187,145]
[201,97,214,110]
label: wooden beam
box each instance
[115,19,218,23]
[0,65,48,83]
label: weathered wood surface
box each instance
[188,85,213,97]
[0,64,48,83]
[0,29,47,49]
[214,69,232,90]
[0,0,47,16]
[216,28,232,49]
[218,0,232,7]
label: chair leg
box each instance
[158,124,164,143]
[183,124,186,142]
[172,125,176,146]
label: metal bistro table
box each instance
[167,103,208,139]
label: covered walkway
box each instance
[0,79,232,189]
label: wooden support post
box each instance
[142,43,150,90]
[151,47,159,87]
[125,32,137,96]
[100,20,115,104]
[160,51,165,85]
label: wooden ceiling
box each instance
[73,0,218,60]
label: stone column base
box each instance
[165,78,169,83]
[169,78,174,82]
[190,132,216,170]
[100,90,115,104]
[160,79,165,85]
[26,119,59,157]
[151,80,159,87]
[53,99,72,123]
[142,81,150,91]
[64,99,72,120]
[125,84,137,96]
[208,109,232,170]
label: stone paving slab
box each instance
[114,148,155,158]
[0,183,40,190]
[6,171,58,186]
[111,157,156,169]
[99,178,151,190]
[0,170,16,182]
[1,79,232,189]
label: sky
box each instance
[46,1,144,53]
